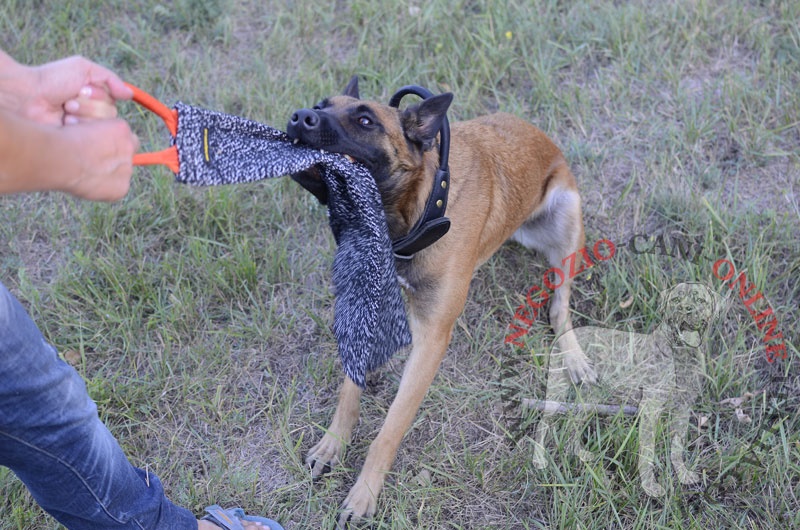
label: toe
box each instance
[308,458,333,479]
[336,509,354,529]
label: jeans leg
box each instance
[0,282,196,530]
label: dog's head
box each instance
[287,76,453,203]
[658,282,722,348]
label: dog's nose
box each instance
[289,108,319,130]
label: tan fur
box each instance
[291,89,593,525]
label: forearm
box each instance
[0,108,70,194]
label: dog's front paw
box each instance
[571,442,596,464]
[306,434,346,479]
[337,478,380,528]
[671,448,701,485]
[564,352,598,384]
[531,441,548,469]
[641,476,666,497]
[677,467,700,485]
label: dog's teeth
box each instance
[292,139,299,145]
[344,155,355,163]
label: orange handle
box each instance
[126,83,180,174]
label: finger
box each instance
[78,84,112,101]
[83,60,132,101]
[64,86,118,121]
[60,56,133,102]
[72,85,115,107]
[62,105,118,123]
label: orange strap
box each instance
[126,83,180,174]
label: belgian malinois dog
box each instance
[287,76,593,525]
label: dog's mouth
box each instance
[287,108,359,165]
[677,320,703,348]
[291,136,357,164]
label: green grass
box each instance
[1,0,798,528]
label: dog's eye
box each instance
[358,116,373,127]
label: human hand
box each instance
[63,84,119,124]
[2,54,132,125]
[0,52,139,202]
[53,118,139,201]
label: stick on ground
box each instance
[522,399,639,416]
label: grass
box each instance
[1,0,798,528]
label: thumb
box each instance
[104,76,133,101]
[81,58,132,101]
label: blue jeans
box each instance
[0,282,196,530]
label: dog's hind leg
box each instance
[510,182,596,384]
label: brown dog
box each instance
[287,76,593,525]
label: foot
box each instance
[306,432,347,479]
[676,466,700,485]
[198,505,283,530]
[572,444,595,463]
[641,477,666,497]
[336,470,383,527]
[564,351,597,384]
[671,450,700,485]
[640,472,666,497]
[531,439,548,469]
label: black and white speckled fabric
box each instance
[170,102,411,388]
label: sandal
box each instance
[202,504,284,530]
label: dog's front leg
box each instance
[638,398,667,497]
[306,378,362,478]
[669,407,700,485]
[338,310,456,526]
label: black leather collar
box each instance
[388,85,451,261]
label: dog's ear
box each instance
[707,286,729,319]
[343,75,360,99]
[401,93,454,151]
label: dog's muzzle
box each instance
[668,296,711,348]
[287,108,340,147]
